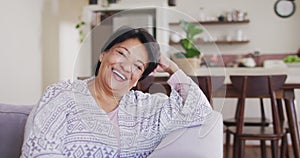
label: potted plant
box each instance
[172,20,204,74]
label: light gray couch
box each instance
[0,104,33,158]
[0,103,223,158]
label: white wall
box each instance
[41,0,88,88]
[0,0,43,105]
[0,0,87,105]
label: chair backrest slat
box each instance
[230,75,287,97]
[191,76,225,107]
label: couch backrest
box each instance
[0,103,34,158]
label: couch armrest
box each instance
[148,110,223,158]
[0,103,34,158]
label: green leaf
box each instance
[180,39,193,50]
[284,55,300,63]
[179,20,189,35]
[187,25,203,40]
[75,24,80,29]
[179,20,203,40]
[185,47,201,58]
[180,38,201,58]
[178,20,203,58]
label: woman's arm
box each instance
[155,54,212,134]
[21,83,68,158]
[154,53,179,76]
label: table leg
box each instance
[284,89,300,158]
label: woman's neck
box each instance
[88,79,120,113]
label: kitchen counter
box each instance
[154,67,300,84]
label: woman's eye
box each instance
[135,64,143,71]
[118,51,126,57]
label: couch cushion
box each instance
[0,103,34,158]
[148,111,223,158]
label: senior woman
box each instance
[21,27,212,158]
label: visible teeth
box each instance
[112,69,126,80]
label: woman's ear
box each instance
[99,53,104,62]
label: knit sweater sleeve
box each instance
[159,70,212,134]
[21,81,71,158]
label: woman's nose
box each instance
[121,61,133,72]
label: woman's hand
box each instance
[155,53,179,75]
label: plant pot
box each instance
[172,54,203,75]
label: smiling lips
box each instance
[112,69,128,81]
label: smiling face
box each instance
[96,38,149,97]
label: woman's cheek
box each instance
[111,54,124,63]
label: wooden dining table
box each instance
[153,67,300,157]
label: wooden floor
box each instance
[224,145,295,158]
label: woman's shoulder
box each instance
[49,79,73,88]
[44,78,90,95]
[40,78,91,105]
[43,80,73,95]
[38,80,72,104]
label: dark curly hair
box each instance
[94,26,160,80]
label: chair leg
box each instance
[260,140,267,158]
[281,134,288,158]
[271,140,279,158]
[233,136,239,158]
[225,130,231,158]
[240,140,245,158]
[286,140,290,158]
[285,133,290,158]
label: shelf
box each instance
[214,40,250,44]
[169,20,250,26]
[169,40,250,45]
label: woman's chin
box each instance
[110,88,129,98]
[110,82,131,94]
[106,77,134,95]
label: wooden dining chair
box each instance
[225,75,287,158]
[224,99,271,157]
[190,76,225,107]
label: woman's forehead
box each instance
[116,38,144,49]
[116,39,148,58]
